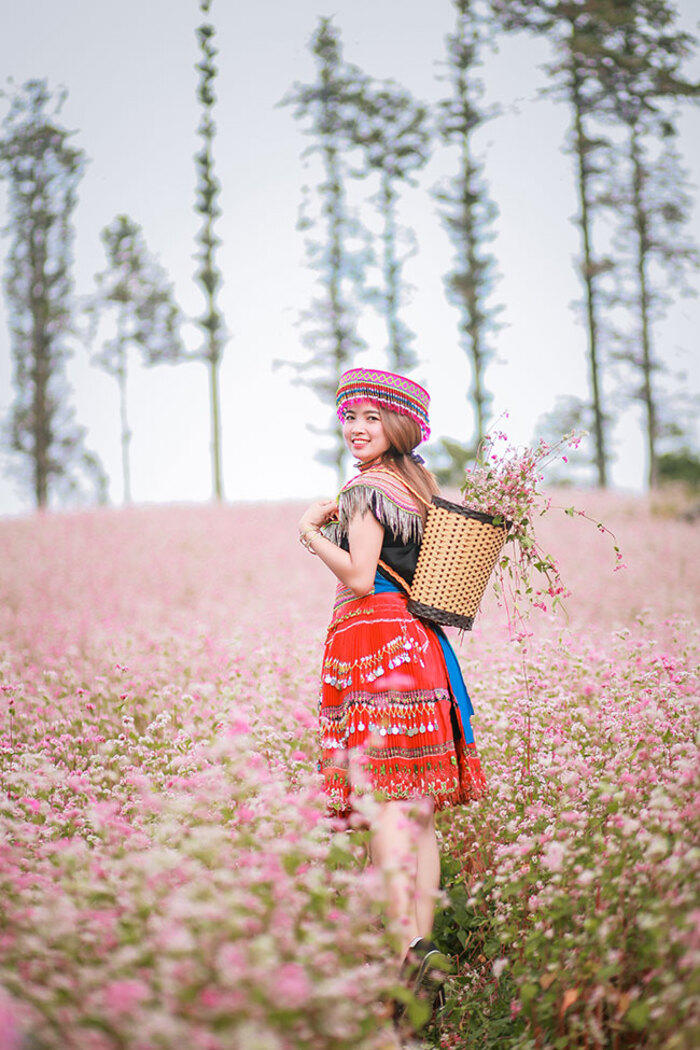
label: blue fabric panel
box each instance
[373,569,475,744]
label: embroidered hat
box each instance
[336,367,431,442]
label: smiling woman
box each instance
[296,366,487,1037]
[343,402,390,463]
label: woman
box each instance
[297,368,486,1036]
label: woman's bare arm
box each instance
[298,501,384,597]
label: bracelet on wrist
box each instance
[298,525,321,554]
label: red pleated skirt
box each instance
[317,587,487,820]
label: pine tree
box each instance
[193,0,227,501]
[492,0,615,487]
[0,79,107,509]
[433,0,502,481]
[594,0,699,488]
[279,18,370,484]
[348,78,431,371]
[86,215,186,504]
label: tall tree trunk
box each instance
[322,134,349,488]
[209,351,223,498]
[461,134,487,451]
[118,361,131,505]
[435,4,498,477]
[195,6,225,503]
[199,252,224,503]
[380,172,401,368]
[1,79,101,509]
[32,332,49,509]
[116,311,131,505]
[282,17,370,483]
[569,52,608,488]
[629,123,658,489]
[30,210,49,509]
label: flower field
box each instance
[1,492,698,1050]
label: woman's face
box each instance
[342,400,390,464]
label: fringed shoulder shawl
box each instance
[322,466,424,545]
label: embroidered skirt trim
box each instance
[317,589,486,818]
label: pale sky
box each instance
[0,0,698,515]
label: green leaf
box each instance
[405,995,432,1029]
[625,1001,650,1030]
[520,982,539,1006]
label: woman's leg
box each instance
[369,797,440,961]
[413,800,440,940]
[369,799,422,962]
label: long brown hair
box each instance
[377,406,439,526]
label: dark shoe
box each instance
[391,939,425,1027]
[433,982,447,1018]
[394,939,452,1035]
[413,940,451,1013]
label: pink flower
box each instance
[217,943,246,973]
[227,717,251,735]
[103,979,149,1014]
[274,963,311,1009]
[0,987,22,1050]
[199,987,227,1009]
[541,841,565,872]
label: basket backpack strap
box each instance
[371,470,432,596]
[376,558,411,595]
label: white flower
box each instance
[542,841,565,872]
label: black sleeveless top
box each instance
[339,527,420,593]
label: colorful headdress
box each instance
[336,368,431,442]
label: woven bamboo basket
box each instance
[378,474,510,630]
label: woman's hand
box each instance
[298,499,338,533]
[297,499,383,598]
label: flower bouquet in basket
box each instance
[408,425,622,635]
